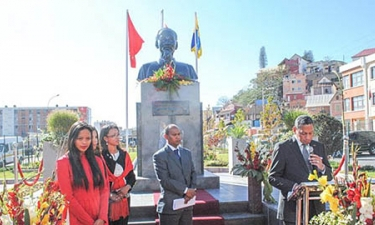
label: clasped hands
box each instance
[110,185,131,202]
[309,153,325,171]
[184,188,196,204]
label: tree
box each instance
[312,113,343,156]
[259,46,268,69]
[45,110,79,147]
[226,109,248,139]
[216,96,230,106]
[260,96,282,145]
[232,66,286,106]
[282,109,309,131]
[303,50,314,62]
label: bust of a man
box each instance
[137,28,198,81]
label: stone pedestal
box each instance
[136,82,203,178]
[135,82,219,190]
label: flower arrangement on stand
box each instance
[308,145,375,225]
[143,64,193,96]
[231,141,276,205]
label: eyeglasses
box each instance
[107,134,121,138]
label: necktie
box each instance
[302,144,312,171]
[174,149,180,160]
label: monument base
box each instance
[132,170,220,192]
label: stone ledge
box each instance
[132,170,220,192]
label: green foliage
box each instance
[260,96,282,146]
[204,160,228,167]
[203,150,228,167]
[313,113,343,155]
[259,46,267,69]
[232,67,285,106]
[282,109,309,131]
[226,109,248,139]
[44,110,79,147]
[278,130,294,142]
[303,50,314,62]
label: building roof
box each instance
[352,48,375,59]
[317,77,333,85]
[305,94,334,107]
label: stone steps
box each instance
[128,200,271,225]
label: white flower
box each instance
[0,215,13,225]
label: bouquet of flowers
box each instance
[231,141,276,203]
[144,64,193,96]
[309,146,375,225]
[0,170,66,225]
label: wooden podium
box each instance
[295,182,322,225]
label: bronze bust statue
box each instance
[137,28,198,81]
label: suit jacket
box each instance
[268,137,333,223]
[153,145,197,214]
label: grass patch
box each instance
[0,167,39,180]
[330,160,375,178]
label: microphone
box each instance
[307,145,317,171]
[307,145,314,154]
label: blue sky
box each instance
[1,0,374,128]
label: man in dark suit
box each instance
[153,124,197,225]
[137,28,198,81]
[269,115,333,225]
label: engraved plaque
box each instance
[152,101,190,116]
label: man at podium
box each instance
[268,115,333,224]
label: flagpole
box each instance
[161,9,164,28]
[125,10,129,150]
[194,12,198,76]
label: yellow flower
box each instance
[41,214,50,224]
[320,185,335,203]
[308,170,319,181]
[329,197,340,213]
[40,202,49,210]
[317,175,328,187]
[308,173,316,181]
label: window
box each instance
[297,80,301,83]
[373,93,375,105]
[371,66,375,79]
[342,76,349,89]
[344,98,350,112]
[351,71,363,87]
[335,104,341,111]
[352,95,364,111]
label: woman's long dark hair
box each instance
[100,123,123,153]
[67,121,105,190]
[89,125,101,156]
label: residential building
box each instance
[216,103,242,125]
[280,54,310,108]
[340,49,375,131]
[0,105,91,137]
[305,77,342,119]
[280,55,345,116]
